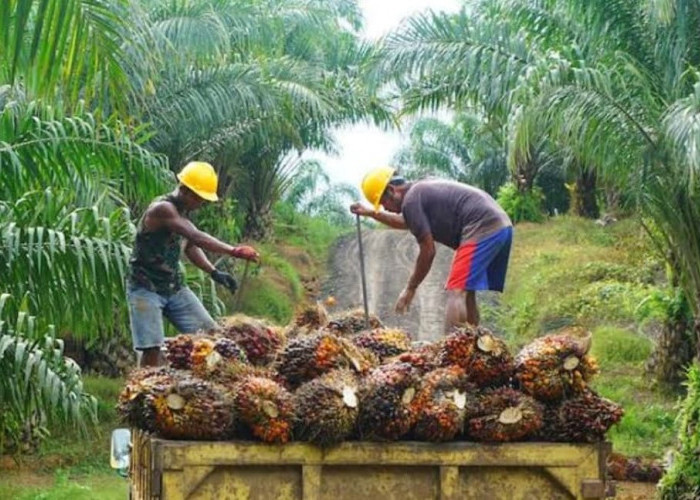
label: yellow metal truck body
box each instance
[130,430,613,500]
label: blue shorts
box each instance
[127,286,217,350]
[445,226,513,292]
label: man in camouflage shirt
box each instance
[128,161,259,367]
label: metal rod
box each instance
[356,214,370,328]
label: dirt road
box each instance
[322,229,454,342]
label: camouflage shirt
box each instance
[128,195,186,296]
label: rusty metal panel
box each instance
[131,431,612,500]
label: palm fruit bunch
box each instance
[118,366,177,431]
[389,341,440,374]
[468,387,544,442]
[233,375,294,443]
[285,302,330,338]
[219,315,285,366]
[357,362,421,441]
[119,367,234,440]
[437,326,514,387]
[165,335,194,369]
[514,329,598,401]
[411,366,478,442]
[277,332,377,388]
[538,389,624,442]
[352,328,412,361]
[607,453,664,483]
[293,369,360,446]
[189,336,248,379]
[326,308,383,336]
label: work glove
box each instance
[210,269,238,293]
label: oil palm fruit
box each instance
[191,336,248,380]
[411,366,478,442]
[219,315,285,366]
[438,326,514,388]
[352,328,412,361]
[277,332,377,388]
[468,387,544,442]
[387,341,440,374]
[119,367,234,440]
[326,308,383,336]
[165,335,194,369]
[285,303,330,338]
[538,390,624,442]
[118,366,177,432]
[514,330,598,401]
[357,362,421,441]
[233,375,294,443]
[294,369,359,446]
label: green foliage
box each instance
[496,182,545,223]
[0,470,126,500]
[0,295,96,455]
[659,363,700,499]
[590,326,653,370]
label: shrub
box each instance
[496,182,545,223]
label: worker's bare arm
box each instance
[408,234,436,290]
[144,202,235,255]
[184,241,216,273]
[349,203,407,229]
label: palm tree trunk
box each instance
[646,313,694,389]
[574,169,599,219]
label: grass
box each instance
[234,206,350,324]
[0,376,127,498]
[492,215,678,458]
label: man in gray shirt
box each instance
[350,166,512,333]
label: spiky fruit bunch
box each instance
[277,332,377,388]
[352,328,412,361]
[357,362,421,441]
[388,341,440,374]
[118,367,177,431]
[119,367,234,440]
[190,336,249,380]
[607,453,664,483]
[538,390,624,442]
[411,366,478,442]
[514,332,599,401]
[326,308,383,336]
[165,335,194,369]
[468,388,544,442]
[233,375,294,443]
[437,326,514,387]
[294,302,330,329]
[294,369,360,446]
[219,315,285,366]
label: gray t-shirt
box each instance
[401,180,512,249]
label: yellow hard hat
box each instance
[361,166,395,210]
[177,161,219,201]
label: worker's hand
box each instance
[210,269,238,293]
[395,286,416,314]
[350,202,374,217]
[231,245,260,263]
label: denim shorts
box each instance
[126,286,217,350]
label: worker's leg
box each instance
[127,287,167,367]
[444,289,467,333]
[165,286,217,334]
[466,290,479,326]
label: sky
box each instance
[303,0,462,191]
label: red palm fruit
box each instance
[219,315,285,366]
[293,369,360,446]
[538,389,624,442]
[352,328,412,361]
[233,375,294,444]
[357,362,422,441]
[411,366,479,442]
[277,332,377,388]
[468,388,544,442]
[326,308,383,336]
[514,331,599,401]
